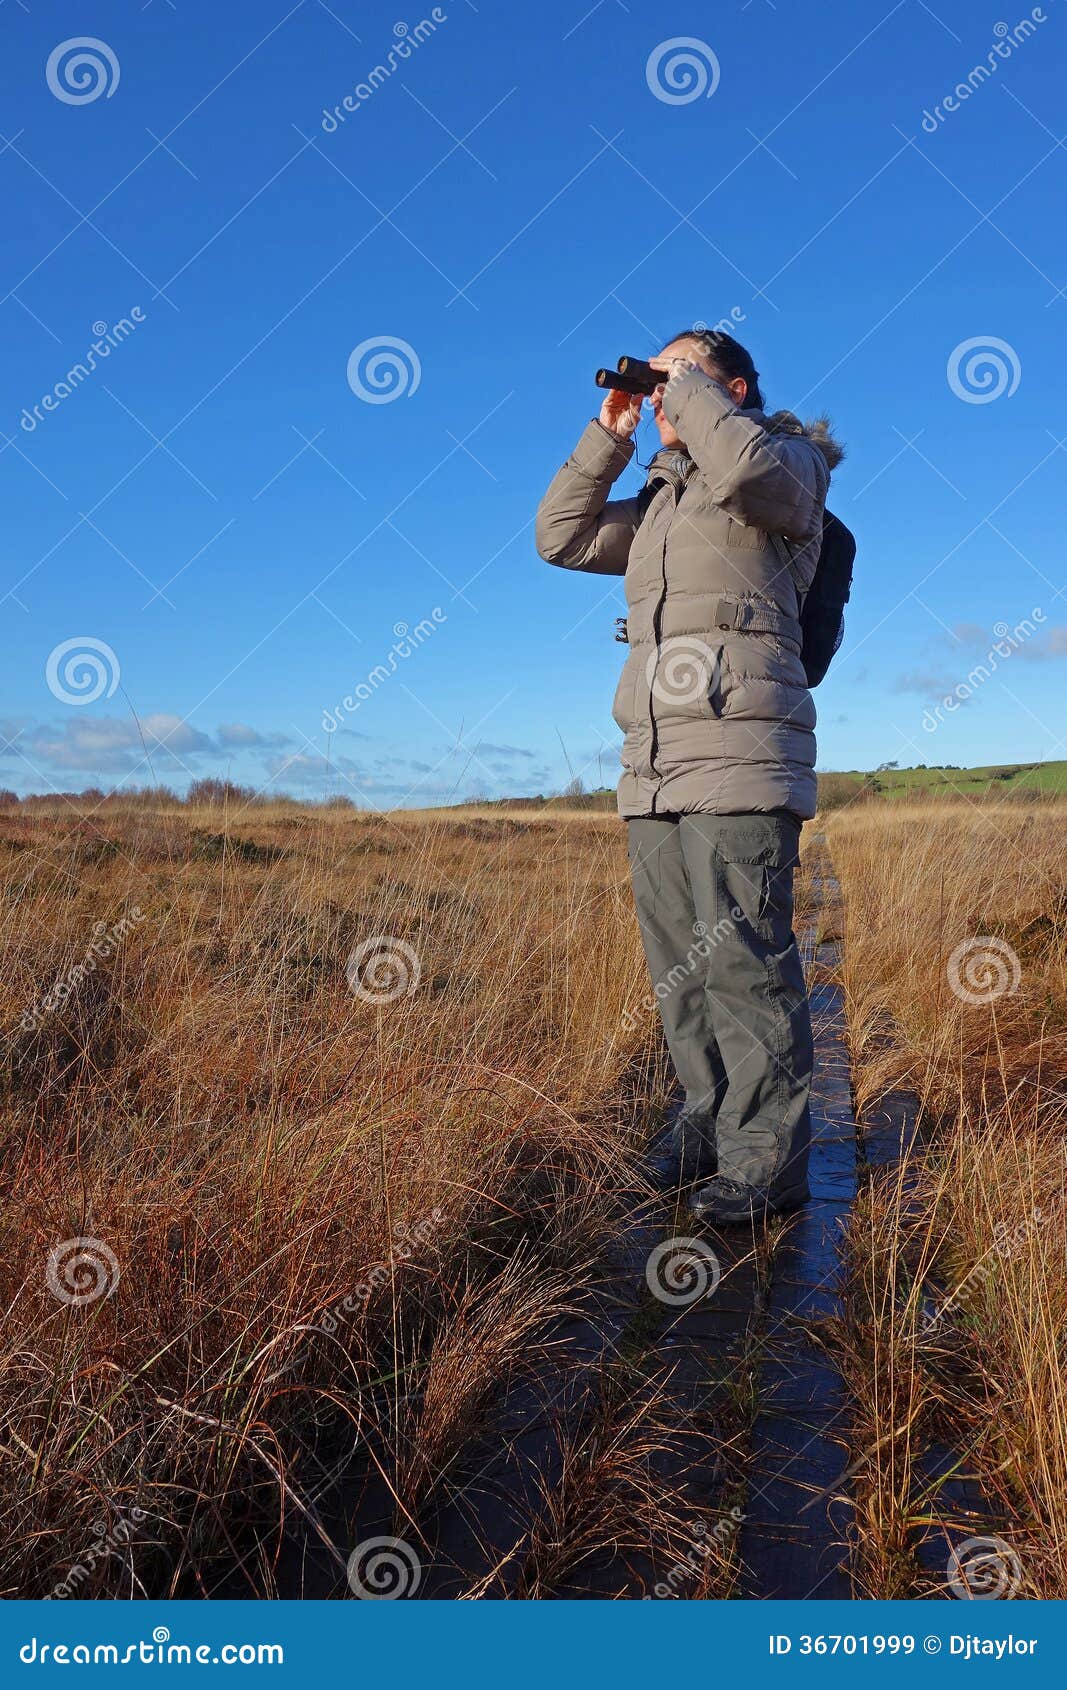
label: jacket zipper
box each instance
[647,478,684,815]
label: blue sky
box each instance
[2,0,1065,806]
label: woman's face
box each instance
[650,338,749,449]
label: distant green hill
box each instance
[817,760,1067,809]
[443,760,1067,815]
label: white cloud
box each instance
[217,721,293,749]
[5,713,310,780]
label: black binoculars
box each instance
[594,356,663,397]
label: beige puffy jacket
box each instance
[536,369,843,820]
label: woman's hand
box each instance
[648,354,699,388]
[598,387,643,440]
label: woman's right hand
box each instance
[598,387,643,440]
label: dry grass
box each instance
[23,786,1054,1599]
[824,799,1067,1599]
[1,797,721,1597]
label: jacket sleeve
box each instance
[662,369,827,541]
[535,420,641,576]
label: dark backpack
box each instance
[798,509,856,688]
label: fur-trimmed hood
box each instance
[650,408,847,480]
[766,409,846,473]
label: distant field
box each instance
[445,759,1067,816]
[817,758,1067,808]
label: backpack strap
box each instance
[769,531,808,605]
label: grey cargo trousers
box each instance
[627,812,812,1202]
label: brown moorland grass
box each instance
[824,799,1067,1599]
[0,798,744,1597]
[18,785,1054,1599]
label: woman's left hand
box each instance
[648,355,699,386]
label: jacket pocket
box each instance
[649,638,725,720]
[611,655,639,732]
[724,515,766,550]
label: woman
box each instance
[536,330,844,1225]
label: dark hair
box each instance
[666,327,766,410]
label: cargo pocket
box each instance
[722,862,782,947]
[717,820,799,950]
